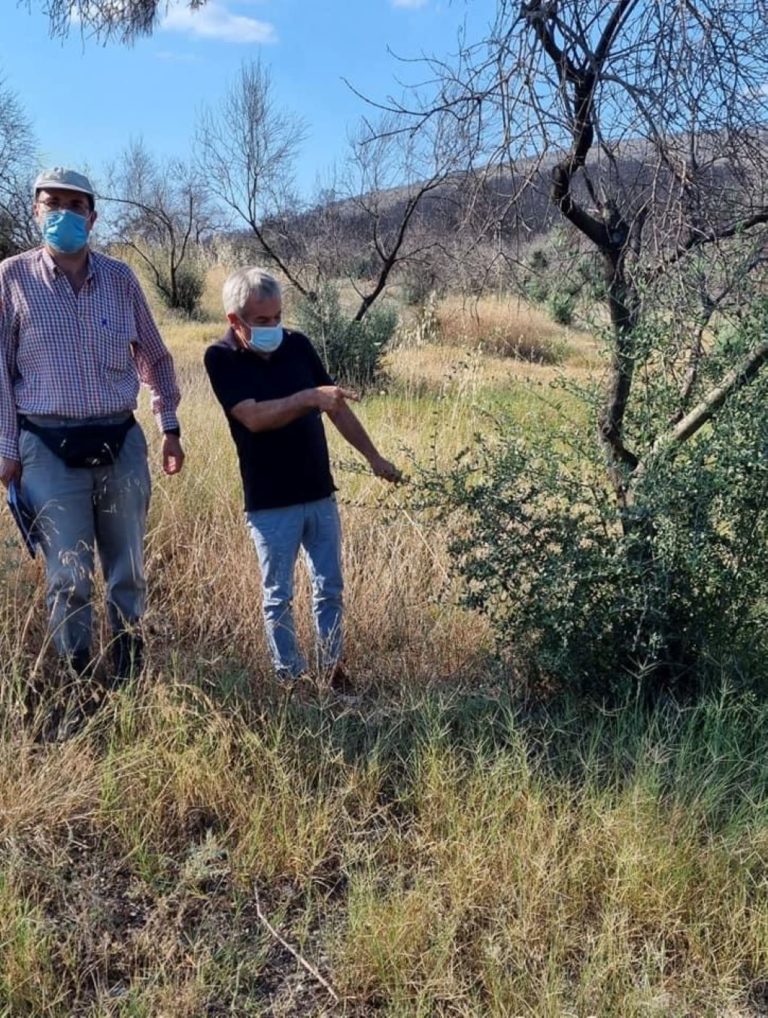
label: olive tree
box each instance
[197,58,466,388]
[403,0,768,693]
[326,112,465,323]
[402,1,768,500]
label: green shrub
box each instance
[296,285,397,389]
[413,307,768,700]
[155,261,205,317]
[524,277,550,305]
[522,232,599,320]
[528,248,549,272]
[547,291,576,326]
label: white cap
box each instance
[33,167,95,198]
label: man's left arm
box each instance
[327,402,401,483]
[130,276,185,475]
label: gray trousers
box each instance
[19,416,151,658]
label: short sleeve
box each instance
[204,345,254,412]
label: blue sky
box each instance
[3,0,494,198]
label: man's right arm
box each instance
[231,386,359,433]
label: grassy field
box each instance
[2,275,768,1016]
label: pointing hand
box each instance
[313,386,360,414]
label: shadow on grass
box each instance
[178,657,768,838]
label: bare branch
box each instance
[636,338,768,484]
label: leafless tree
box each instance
[392,0,768,513]
[26,0,207,43]
[0,77,37,258]
[196,60,312,299]
[198,60,467,319]
[103,139,215,313]
[331,114,466,321]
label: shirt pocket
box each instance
[98,321,134,372]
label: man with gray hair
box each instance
[204,266,400,696]
[0,166,184,735]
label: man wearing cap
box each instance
[0,167,184,717]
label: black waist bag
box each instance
[19,414,136,468]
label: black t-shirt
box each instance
[204,328,335,511]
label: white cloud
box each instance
[161,2,277,44]
[391,0,429,8]
[69,0,131,23]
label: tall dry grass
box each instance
[1,277,768,1016]
[432,294,601,368]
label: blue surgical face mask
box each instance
[41,209,90,254]
[248,324,283,354]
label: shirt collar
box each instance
[40,245,95,282]
[223,327,240,351]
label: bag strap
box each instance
[18,413,135,438]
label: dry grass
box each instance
[1,272,768,1015]
[433,295,601,367]
[2,680,768,1015]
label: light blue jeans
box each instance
[246,496,344,679]
[19,416,151,658]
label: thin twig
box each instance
[253,884,340,1004]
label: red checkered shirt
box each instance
[0,247,181,460]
